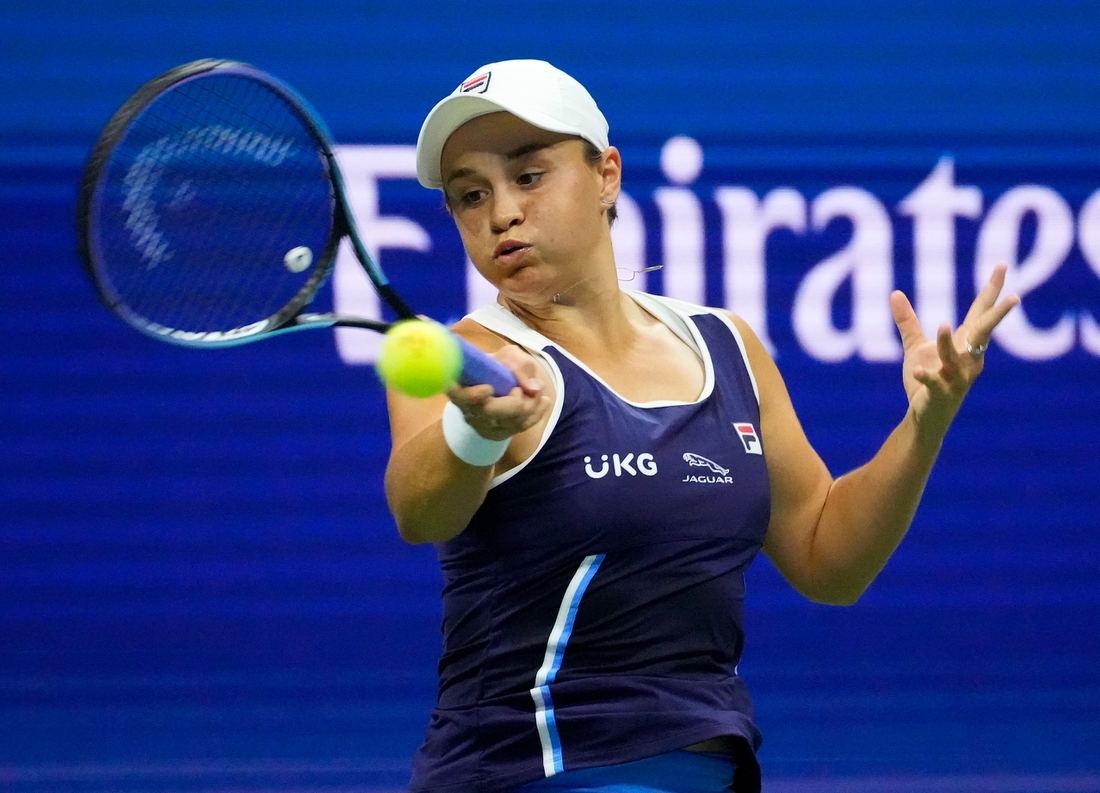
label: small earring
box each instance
[601,198,615,205]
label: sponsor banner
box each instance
[331,140,1100,366]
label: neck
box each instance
[500,277,645,356]
[496,228,655,353]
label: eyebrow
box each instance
[505,141,554,161]
[443,140,558,186]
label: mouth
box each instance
[493,240,530,260]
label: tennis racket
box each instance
[76,58,517,396]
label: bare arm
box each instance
[748,264,1020,605]
[384,319,553,545]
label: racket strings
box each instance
[92,69,336,336]
[190,77,319,329]
[178,78,300,330]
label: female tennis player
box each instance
[384,59,1019,793]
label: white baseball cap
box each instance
[415,59,610,189]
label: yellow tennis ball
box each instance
[376,320,463,398]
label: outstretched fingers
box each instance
[937,323,964,378]
[890,290,927,350]
[896,265,1020,438]
[967,292,1021,350]
[963,263,1008,324]
[912,324,959,390]
[960,263,1021,352]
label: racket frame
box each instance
[76,59,414,348]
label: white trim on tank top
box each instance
[465,291,760,489]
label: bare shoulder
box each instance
[451,316,512,352]
[722,311,762,348]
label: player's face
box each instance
[440,112,618,306]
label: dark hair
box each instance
[582,140,618,227]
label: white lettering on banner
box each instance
[793,187,902,362]
[975,186,1076,361]
[331,146,430,364]
[1076,190,1100,356]
[898,157,983,336]
[654,137,707,305]
[330,142,1099,365]
[714,186,807,354]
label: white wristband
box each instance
[441,401,509,467]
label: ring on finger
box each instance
[965,338,989,357]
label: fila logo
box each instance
[734,423,762,455]
[584,453,658,479]
[460,72,491,94]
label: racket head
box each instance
[77,59,344,346]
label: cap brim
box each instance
[416,96,501,188]
[415,94,597,189]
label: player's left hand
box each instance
[890,263,1020,440]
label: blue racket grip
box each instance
[455,337,520,397]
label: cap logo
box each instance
[460,72,491,94]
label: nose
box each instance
[490,186,524,233]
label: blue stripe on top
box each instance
[531,553,605,776]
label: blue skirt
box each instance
[518,750,735,793]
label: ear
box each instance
[596,146,622,206]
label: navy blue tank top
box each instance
[408,294,770,793]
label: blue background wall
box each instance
[2,2,1099,791]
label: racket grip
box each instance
[455,338,520,397]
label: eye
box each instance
[456,188,487,207]
[517,170,543,187]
